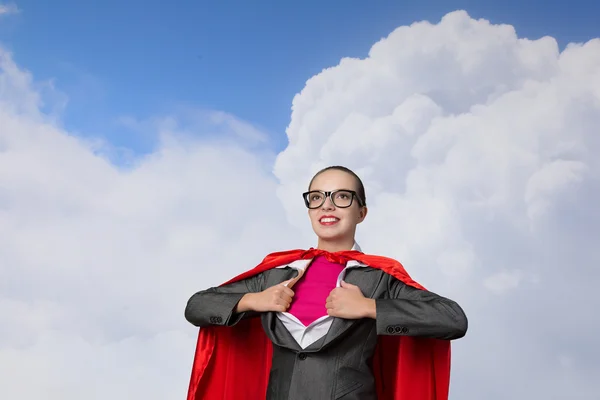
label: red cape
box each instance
[186,249,451,400]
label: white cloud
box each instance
[0,2,19,16]
[1,9,600,400]
[275,10,600,399]
[0,43,299,399]
[483,269,524,294]
[525,159,587,219]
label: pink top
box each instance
[287,255,345,326]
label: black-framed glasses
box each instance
[302,190,364,209]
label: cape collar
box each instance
[279,241,368,272]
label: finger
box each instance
[281,279,299,291]
[281,286,295,297]
[275,301,289,311]
[276,304,287,312]
[288,268,305,287]
[341,280,357,289]
[276,294,292,304]
[282,268,305,288]
[274,286,294,299]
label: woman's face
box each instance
[307,169,367,247]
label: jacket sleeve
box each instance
[184,273,265,328]
[375,276,468,340]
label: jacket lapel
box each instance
[314,266,385,350]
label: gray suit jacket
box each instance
[185,264,468,400]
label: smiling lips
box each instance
[319,216,340,226]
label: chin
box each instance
[314,227,348,242]
[316,233,340,241]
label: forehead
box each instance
[310,169,357,191]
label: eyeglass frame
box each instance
[302,189,365,209]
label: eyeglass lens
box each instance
[306,191,354,208]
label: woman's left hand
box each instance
[326,281,376,319]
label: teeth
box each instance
[321,217,339,223]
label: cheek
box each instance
[340,211,359,224]
[353,211,364,224]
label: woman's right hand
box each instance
[236,271,303,313]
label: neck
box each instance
[317,237,355,253]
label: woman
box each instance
[184,166,468,400]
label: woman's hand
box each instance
[236,272,303,313]
[326,281,376,319]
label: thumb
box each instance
[284,268,305,288]
[282,279,297,288]
[341,280,356,289]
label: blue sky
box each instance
[1,0,598,155]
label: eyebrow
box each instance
[308,188,354,192]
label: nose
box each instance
[321,195,335,210]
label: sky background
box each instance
[1,0,599,154]
[1,1,600,399]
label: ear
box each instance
[357,206,368,223]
